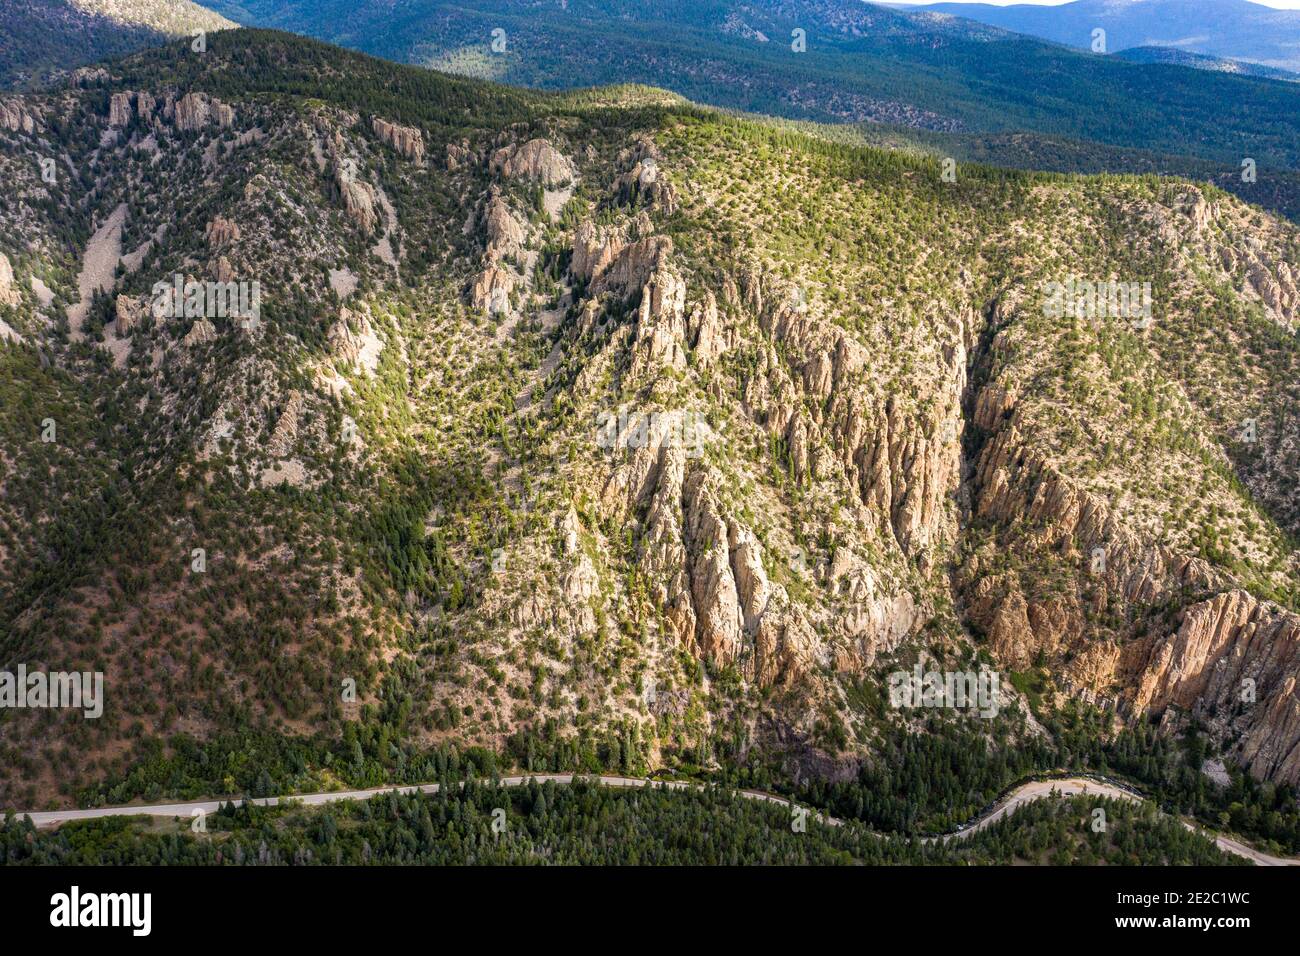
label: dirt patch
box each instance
[329,267,358,298]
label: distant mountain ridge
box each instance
[1116,45,1300,81]
[903,0,1300,72]
[0,0,236,88]
[187,0,1300,221]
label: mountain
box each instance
[0,0,237,88]
[1,30,1299,853]
[189,0,1300,222]
[1116,45,1300,81]
[905,0,1300,73]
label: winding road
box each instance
[5,774,1296,866]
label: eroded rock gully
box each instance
[957,301,1300,785]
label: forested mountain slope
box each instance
[193,0,1300,220]
[0,34,1298,857]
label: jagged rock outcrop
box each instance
[597,405,814,688]
[592,236,673,296]
[373,118,424,163]
[973,424,1224,607]
[244,174,270,201]
[618,156,679,214]
[963,377,1230,680]
[471,264,515,315]
[174,92,234,131]
[957,337,1300,781]
[0,99,36,134]
[561,508,600,609]
[683,471,745,668]
[335,163,377,233]
[114,294,146,336]
[1245,252,1298,326]
[572,221,627,282]
[174,92,207,130]
[630,266,689,374]
[740,264,963,556]
[687,291,726,366]
[327,308,382,374]
[490,138,576,186]
[1177,190,1217,236]
[269,391,305,457]
[71,67,109,86]
[446,142,470,170]
[109,92,133,126]
[1123,590,1300,784]
[484,192,526,261]
[183,319,217,346]
[205,216,240,249]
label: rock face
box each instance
[600,417,815,688]
[0,100,36,134]
[372,118,424,163]
[174,92,234,131]
[571,221,627,283]
[0,252,18,307]
[183,319,217,346]
[490,138,576,186]
[268,391,305,457]
[471,264,514,315]
[683,471,745,667]
[688,291,726,366]
[736,263,964,555]
[965,389,1228,681]
[1123,590,1300,784]
[174,93,207,130]
[484,192,526,261]
[592,236,673,296]
[114,294,146,335]
[955,291,1300,783]
[335,163,377,233]
[446,142,470,170]
[469,187,531,312]
[1245,251,1298,326]
[618,156,678,214]
[109,92,134,126]
[631,266,689,374]
[71,67,109,86]
[328,308,382,374]
[205,216,240,249]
